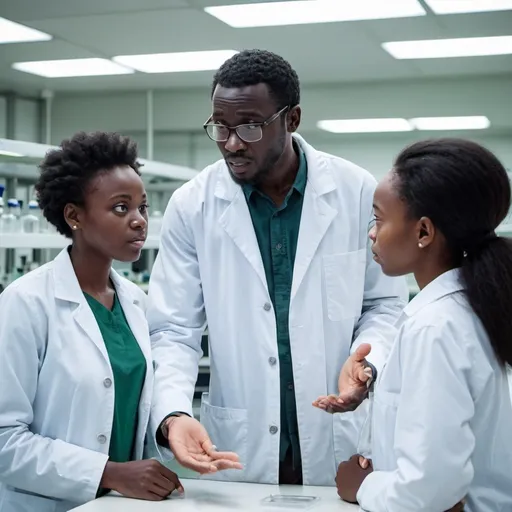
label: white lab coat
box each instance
[357,269,512,512]
[147,134,408,485]
[0,248,156,512]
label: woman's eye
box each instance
[139,204,149,214]
[113,204,128,213]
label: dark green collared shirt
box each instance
[242,145,307,472]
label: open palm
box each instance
[313,344,373,413]
[167,415,243,474]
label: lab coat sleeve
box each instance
[357,325,474,512]
[0,285,108,503]
[351,215,409,373]
[147,189,206,454]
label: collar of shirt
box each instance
[397,268,464,327]
[242,141,307,201]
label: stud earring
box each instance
[418,242,423,248]
[72,225,77,230]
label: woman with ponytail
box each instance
[338,139,512,511]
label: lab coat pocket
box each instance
[323,249,366,321]
[1,488,57,512]
[200,393,248,482]
[332,399,371,467]
[371,389,400,471]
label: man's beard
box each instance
[227,133,287,186]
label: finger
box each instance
[359,456,368,469]
[200,437,216,455]
[352,343,372,362]
[159,466,185,494]
[201,442,241,464]
[149,480,175,498]
[178,455,218,474]
[357,366,371,383]
[146,488,167,501]
[212,459,244,471]
[207,449,241,462]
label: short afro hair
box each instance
[212,49,300,109]
[35,131,142,238]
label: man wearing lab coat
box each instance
[147,49,408,486]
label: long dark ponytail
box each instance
[393,138,512,366]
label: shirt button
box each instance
[269,425,279,435]
[103,378,112,388]
[268,357,277,366]
[276,243,282,250]
[263,302,272,311]
[288,383,294,390]
[97,434,107,444]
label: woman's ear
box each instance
[64,203,81,232]
[417,217,436,249]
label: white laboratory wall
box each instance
[123,130,512,180]
[14,98,40,142]
[49,75,512,177]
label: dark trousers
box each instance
[279,447,303,485]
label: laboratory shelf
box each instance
[0,233,160,249]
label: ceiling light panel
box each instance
[113,50,238,73]
[12,58,134,78]
[410,116,490,130]
[204,0,426,28]
[317,116,491,133]
[0,17,52,44]
[425,0,512,14]
[382,35,512,58]
[317,118,414,133]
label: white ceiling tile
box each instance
[1,0,189,22]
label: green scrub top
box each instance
[242,143,307,472]
[84,292,146,465]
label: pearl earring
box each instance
[418,242,423,248]
[72,225,77,230]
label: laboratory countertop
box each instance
[71,478,358,511]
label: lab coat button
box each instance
[97,434,107,444]
[263,302,271,311]
[269,425,278,435]
[103,378,112,388]
[268,357,277,366]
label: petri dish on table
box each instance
[261,494,320,508]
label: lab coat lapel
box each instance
[215,167,269,294]
[52,248,110,363]
[291,135,337,301]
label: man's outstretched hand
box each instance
[165,415,243,474]
[313,343,373,414]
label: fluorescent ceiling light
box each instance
[425,0,512,14]
[317,118,413,133]
[317,116,491,133]
[383,35,512,58]
[0,150,23,157]
[12,58,134,78]
[205,0,426,28]
[410,116,491,130]
[113,50,238,73]
[0,17,52,44]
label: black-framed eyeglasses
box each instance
[203,105,289,143]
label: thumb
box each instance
[201,437,216,455]
[352,343,371,362]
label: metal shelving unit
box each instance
[0,233,160,250]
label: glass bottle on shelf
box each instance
[0,199,21,233]
[21,200,41,233]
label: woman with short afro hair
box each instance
[0,131,182,512]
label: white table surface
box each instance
[71,479,358,511]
